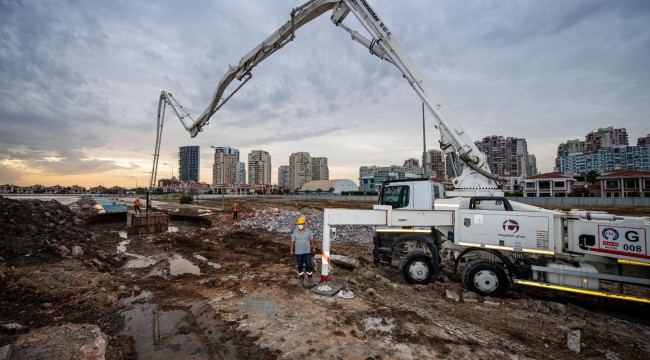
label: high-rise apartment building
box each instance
[562,146,650,174]
[527,154,538,176]
[358,161,424,191]
[213,146,240,162]
[585,127,628,153]
[248,150,272,185]
[179,146,200,182]
[278,165,290,190]
[289,152,312,191]
[638,134,650,146]
[402,158,424,176]
[311,157,329,181]
[236,162,246,185]
[555,139,585,171]
[423,149,446,178]
[555,127,647,174]
[431,150,446,178]
[212,146,242,185]
[474,136,528,176]
[212,152,237,185]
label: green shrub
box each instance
[180,195,193,204]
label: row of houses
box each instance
[519,169,650,197]
[0,180,277,196]
[0,184,131,195]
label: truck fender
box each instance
[393,234,440,276]
[452,247,514,280]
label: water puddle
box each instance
[207,262,222,270]
[117,239,162,269]
[119,290,153,306]
[118,236,204,276]
[119,301,269,359]
[169,255,201,275]
[193,254,222,270]
[117,239,129,252]
[91,220,205,240]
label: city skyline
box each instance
[1,1,649,188]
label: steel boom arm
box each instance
[156,0,503,195]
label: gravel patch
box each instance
[236,207,375,245]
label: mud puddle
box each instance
[117,240,212,276]
[91,220,206,240]
[120,299,275,359]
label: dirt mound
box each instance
[0,196,120,268]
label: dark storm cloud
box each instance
[1,0,648,186]
[0,1,112,153]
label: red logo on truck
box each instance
[502,219,520,233]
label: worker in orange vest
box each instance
[133,197,141,213]
[232,202,240,220]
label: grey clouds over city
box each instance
[1,0,648,187]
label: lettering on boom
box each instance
[358,0,391,37]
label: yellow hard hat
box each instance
[297,216,305,225]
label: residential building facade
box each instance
[474,136,529,176]
[289,152,312,191]
[278,165,290,190]
[235,162,247,185]
[638,134,650,146]
[521,172,576,197]
[555,139,585,171]
[213,146,240,162]
[311,157,329,181]
[248,150,272,185]
[212,152,237,186]
[423,149,446,178]
[561,145,650,174]
[179,146,200,182]
[527,154,538,176]
[598,169,650,198]
[585,127,628,153]
[358,163,421,191]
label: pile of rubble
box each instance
[0,196,117,267]
[237,207,375,245]
[67,195,97,211]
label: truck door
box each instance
[381,184,411,209]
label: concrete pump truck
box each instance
[150,0,650,302]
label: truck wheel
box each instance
[400,252,433,285]
[462,260,508,297]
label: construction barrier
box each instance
[127,212,169,235]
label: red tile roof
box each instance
[524,172,575,180]
[598,169,650,178]
[429,176,451,183]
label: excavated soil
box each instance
[1,196,650,359]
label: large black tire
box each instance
[400,251,434,285]
[462,260,509,297]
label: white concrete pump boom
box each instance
[149,91,195,190]
[152,0,504,196]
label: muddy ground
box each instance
[1,196,650,359]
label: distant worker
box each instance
[232,202,240,220]
[290,216,316,284]
[133,197,141,213]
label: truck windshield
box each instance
[380,185,410,209]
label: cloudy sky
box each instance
[1,0,649,188]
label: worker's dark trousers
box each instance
[295,253,313,279]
